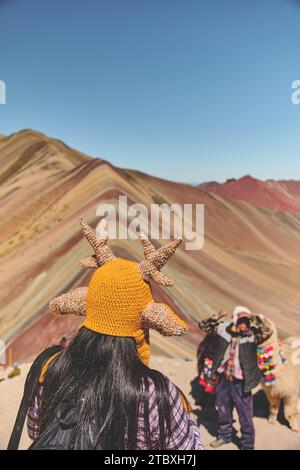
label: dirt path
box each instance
[1,358,300,450]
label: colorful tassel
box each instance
[257,345,277,386]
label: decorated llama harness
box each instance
[256,340,287,386]
[199,357,217,393]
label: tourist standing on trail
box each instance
[199,306,272,450]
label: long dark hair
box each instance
[40,327,172,449]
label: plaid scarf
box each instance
[224,336,239,381]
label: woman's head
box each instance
[49,218,187,365]
[42,218,188,448]
[40,327,172,449]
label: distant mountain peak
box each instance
[199,175,300,214]
[239,174,257,182]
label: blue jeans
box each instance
[216,375,255,449]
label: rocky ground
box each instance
[1,357,300,450]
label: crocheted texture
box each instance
[141,301,187,336]
[80,254,98,269]
[50,218,187,365]
[49,287,87,316]
[138,232,182,286]
[81,258,153,364]
[80,218,116,269]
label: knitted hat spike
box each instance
[49,287,87,316]
[138,232,182,286]
[79,218,116,269]
[141,301,186,336]
[137,232,186,336]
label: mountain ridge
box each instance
[1,130,300,363]
[199,175,300,215]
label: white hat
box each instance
[232,306,251,324]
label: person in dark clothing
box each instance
[200,306,272,450]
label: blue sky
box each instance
[0,0,300,183]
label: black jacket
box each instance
[209,322,263,393]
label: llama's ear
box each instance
[49,287,87,316]
[141,301,187,336]
[198,311,226,334]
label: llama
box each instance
[258,317,300,432]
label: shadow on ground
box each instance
[190,376,291,449]
[190,377,241,448]
[253,389,290,427]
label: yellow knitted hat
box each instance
[49,218,188,364]
[82,259,153,363]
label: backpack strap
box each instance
[39,351,61,384]
[176,385,192,414]
[7,345,63,450]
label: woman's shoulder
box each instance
[145,372,188,409]
[146,371,176,391]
